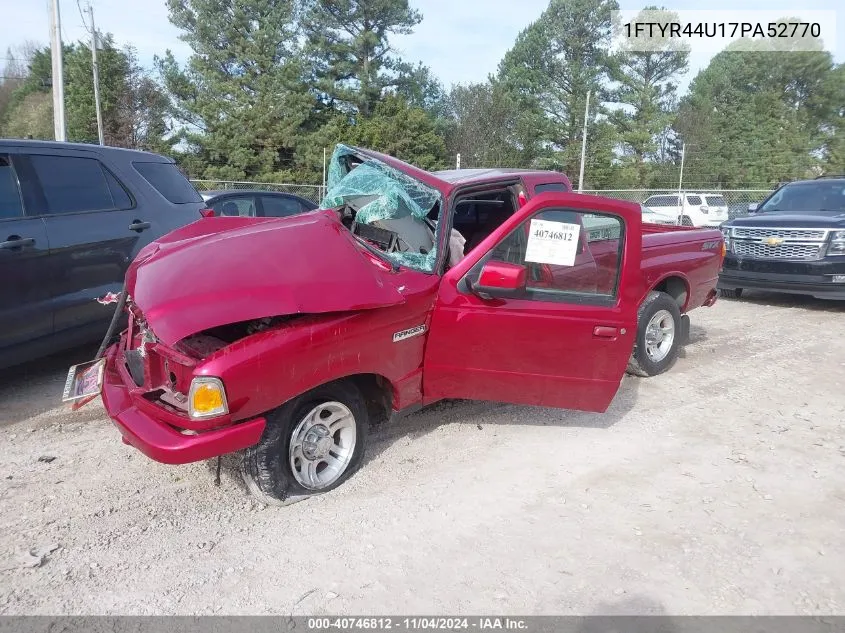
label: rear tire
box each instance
[677,215,694,226]
[627,291,682,377]
[719,288,743,299]
[241,380,368,505]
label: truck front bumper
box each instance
[101,344,266,464]
[718,255,845,300]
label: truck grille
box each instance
[733,227,827,241]
[730,226,829,261]
[733,242,824,260]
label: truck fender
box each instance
[642,273,691,313]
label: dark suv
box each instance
[1,140,206,370]
[718,176,845,300]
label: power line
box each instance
[76,0,88,31]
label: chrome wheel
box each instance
[644,309,676,363]
[289,401,357,490]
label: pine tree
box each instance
[607,7,689,187]
[158,0,316,180]
[497,0,620,179]
[676,31,840,188]
[302,0,423,118]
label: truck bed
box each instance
[578,217,723,311]
[641,222,724,311]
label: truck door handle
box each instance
[128,220,151,232]
[593,326,618,338]
[0,236,36,250]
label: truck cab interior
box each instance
[451,186,521,256]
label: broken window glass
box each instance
[320,144,442,273]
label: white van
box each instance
[642,192,729,227]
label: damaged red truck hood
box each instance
[125,210,406,345]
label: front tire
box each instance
[678,215,694,226]
[241,380,368,505]
[627,291,682,377]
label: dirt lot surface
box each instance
[1,292,844,616]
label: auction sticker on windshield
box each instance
[525,219,580,266]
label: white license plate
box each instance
[62,358,106,403]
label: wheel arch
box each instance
[268,372,395,427]
[343,373,394,427]
[646,274,691,312]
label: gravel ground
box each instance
[1,291,844,616]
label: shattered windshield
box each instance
[320,144,442,272]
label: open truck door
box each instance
[423,192,643,413]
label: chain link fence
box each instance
[191,180,326,205]
[581,189,774,219]
[190,180,775,220]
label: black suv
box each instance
[718,176,845,301]
[1,140,206,370]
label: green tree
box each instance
[0,42,39,132]
[676,30,840,188]
[3,91,53,139]
[395,62,447,118]
[820,63,844,172]
[607,6,689,186]
[2,39,169,149]
[63,35,131,144]
[303,0,423,118]
[283,95,446,186]
[443,80,540,169]
[326,94,446,170]
[498,0,620,177]
[2,45,54,133]
[158,0,316,180]
[116,47,173,153]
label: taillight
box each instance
[518,192,527,208]
[199,208,215,218]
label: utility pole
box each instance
[456,153,461,169]
[677,143,686,225]
[49,0,66,141]
[322,147,327,198]
[86,2,105,145]
[577,90,590,192]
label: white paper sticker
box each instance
[524,219,581,266]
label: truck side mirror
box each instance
[468,261,527,299]
[747,203,759,213]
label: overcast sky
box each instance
[3,0,842,95]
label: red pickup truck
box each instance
[65,145,724,504]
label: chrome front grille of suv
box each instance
[732,242,824,260]
[732,227,828,241]
[728,227,829,261]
